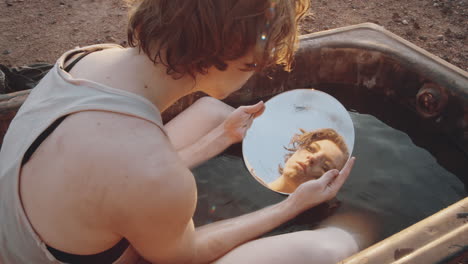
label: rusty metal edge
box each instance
[393,223,468,264]
[341,197,468,264]
[0,89,31,101]
[0,90,30,111]
[298,23,468,99]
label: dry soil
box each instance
[0,0,467,71]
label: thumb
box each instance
[318,169,340,187]
[244,101,264,114]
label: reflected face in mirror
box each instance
[283,139,346,180]
[268,128,349,193]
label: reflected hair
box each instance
[278,128,350,174]
[125,0,310,79]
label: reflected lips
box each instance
[296,162,308,172]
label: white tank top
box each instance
[0,44,161,264]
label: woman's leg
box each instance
[215,207,380,264]
[164,96,234,151]
[316,203,381,251]
[214,227,359,264]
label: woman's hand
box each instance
[287,157,356,214]
[222,101,265,144]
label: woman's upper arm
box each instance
[81,114,199,263]
[100,123,199,263]
[115,162,198,264]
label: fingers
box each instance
[335,157,355,187]
[331,157,355,193]
[242,116,255,129]
[253,102,265,118]
[320,157,356,191]
[243,101,265,117]
[318,169,340,188]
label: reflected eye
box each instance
[322,161,331,172]
[305,143,320,153]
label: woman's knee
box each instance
[189,96,234,125]
[298,228,359,263]
[319,205,381,250]
[194,96,234,113]
[307,244,356,264]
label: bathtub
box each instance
[1,23,467,263]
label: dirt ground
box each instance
[0,0,467,71]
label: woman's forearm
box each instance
[191,198,300,264]
[185,158,355,264]
[177,125,232,169]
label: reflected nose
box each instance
[307,153,323,164]
[306,155,315,165]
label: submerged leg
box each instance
[215,206,380,264]
[164,96,234,151]
[214,227,359,264]
[316,203,381,251]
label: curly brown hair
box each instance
[279,128,350,174]
[289,128,349,156]
[126,0,309,78]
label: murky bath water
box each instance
[191,110,466,241]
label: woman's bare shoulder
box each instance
[56,110,194,197]
[66,111,199,247]
[20,109,196,251]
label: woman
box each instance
[269,128,350,193]
[0,1,373,263]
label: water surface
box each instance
[192,111,466,241]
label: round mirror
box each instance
[242,89,355,195]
